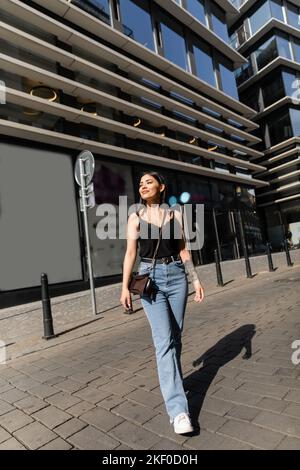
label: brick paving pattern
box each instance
[0,263,300,449]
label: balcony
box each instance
[229,25,250,50]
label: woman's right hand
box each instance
[120,288,132,311]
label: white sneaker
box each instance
[173,412,193,434]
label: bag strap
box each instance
[149,208,168,270]
[180,205,189,248]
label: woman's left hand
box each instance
[193,280,204,303]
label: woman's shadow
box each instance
[183,324,256,434]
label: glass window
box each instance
[282,70,297,97]
[210,2,229,43]
[287,2,300,30]
[267,109,293,145]
[205,123,223,135]
[270,0,284,22]
[140,77,161,89]
[170,91,194,105]
[255,34,291,70]
[140,97,162,110]
[228,118,244,129]
[276,34,292,59]
[234,57,253,86]
[91,159,136,277]
[261,71,285,107]
[219,62,239,99]
[72,0,110,24]
[231,134,246,143]
[290,108,300,136]
[249,1,271,35]
[255,36,277,70]
[193,43,216,87]
[161,21,189,70]
[172,110,197,124]
[186,0,207,26]
[293,38,300,62]
[119,0,155,51]
[202,106,221,118]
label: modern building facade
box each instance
[0,0,267,307]
[229,0,300,250]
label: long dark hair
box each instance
[138,171,167,209]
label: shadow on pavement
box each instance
[183,324,256,436]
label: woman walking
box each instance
[120,172,204,434]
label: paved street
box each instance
[1,265,300,450]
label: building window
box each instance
[210,1,229,43]
[202,106,221,118]
[119,0,155,51]
[186,0,207,26]
[218,60,239,99]
[234,57,253,86]
[255,36,277,70]
[193,42,216,87]
[282,69,297,97]
[290,108,300,137]
[270,0,284,22]
[249,1,271,35]
[72,0,110,25]
[261,71,285,107]
[267,108,293,146]
[249,0,284,36]
[276,34,292,59]
[170,91,194,106]
[160,20,189,70]
[293,38,300,62]
[254,34,291,71]
[287,1,300,30]
[205,123,223,136]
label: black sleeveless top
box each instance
[137,210,181,258]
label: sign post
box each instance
[75,150,97,316]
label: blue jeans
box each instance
[138,259,189,421]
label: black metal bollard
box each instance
[283,239,293,267]
[214,249,224,287]
[266,242,275,272]
[244,253,253,278]
[237,210,253,278]
[41,273,56,339]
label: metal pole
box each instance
[237,209,253,278]
[79,157,97,316]
[212,208,222,262]
[266,242,275,272]
[229,210,240,259]
[284,238,293,267]
[214,249,224,287]
[41,273,56,339]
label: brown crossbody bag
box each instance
[128,210,167,300]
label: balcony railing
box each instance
[229,26,250,50]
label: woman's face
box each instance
[139,174,164,203]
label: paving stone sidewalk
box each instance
[0,265,300,450]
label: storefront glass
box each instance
[88,158,136,277]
